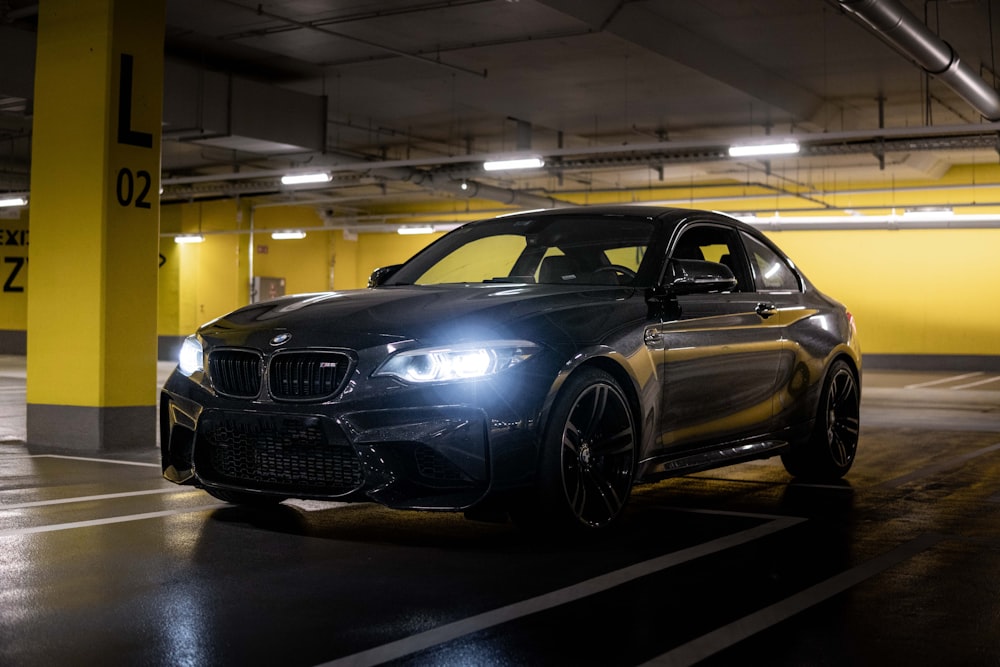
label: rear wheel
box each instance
[516,367,637,531]
[781,360,860,480]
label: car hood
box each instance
[198,284,648,352]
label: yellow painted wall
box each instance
[764,229,1000,356]
[349,231,444,288]
[252,207,330,296]
[157,204,180,337]
[157,200,248,335]
[331,231,359,291]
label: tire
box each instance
[517,367,637,531]
[204,487,287,507]
[781,360,860,480]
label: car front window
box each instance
[414,235,527,285]
[388,216,656,287]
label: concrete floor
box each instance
[1,355,999,666]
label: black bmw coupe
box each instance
[160,206,861,530]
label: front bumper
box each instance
[159,372,542,511]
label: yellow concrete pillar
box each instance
[27,0,165,450]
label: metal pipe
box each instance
[838,0,1000,120]
[371,166,574,210]
[161,121,1000,188]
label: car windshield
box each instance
[386,216,657,287]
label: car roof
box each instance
[485,204,755,231]
[475,205,783,257]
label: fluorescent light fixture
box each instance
[280,172,332,185]
[728,141,800,158]
[174,234,205,244]
[397,225,435,235]
[0,196,27,208]
[483,157,545,171]
[271,230,307,240]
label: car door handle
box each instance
[644,329,663,345]
[755,302,777,319]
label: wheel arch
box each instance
[518,354,644,530]
[829,348,862,394]
[550,355,646,463]
[579,356,642,420]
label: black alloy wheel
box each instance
[782,359,860,480]
[527,367,637,530]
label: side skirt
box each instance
[637,439,790,482]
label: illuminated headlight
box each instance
[374,341,538,383]
[178,335,204,376]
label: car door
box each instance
[739,229,817,429]
[647,222,784,452]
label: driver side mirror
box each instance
[664,259,737,295]
[368,264,403,288]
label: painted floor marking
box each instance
[904,372,982,389]
[29,454,160,468]
[641,532,943,667]
[1,487,191,510]
[0,504,226,538]
[316,515,806,667]
[878,442,1000,489]
[950,375,1000,390]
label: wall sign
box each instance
[114,52,156,212]
[3,257,26,293]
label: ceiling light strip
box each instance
[271,230,307,240]
[280,172,333,185]
[728,141,800,157]
[0,196,28,208]
[482,157,545,171]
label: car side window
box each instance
[669,224,751,292]
[741,232,801,292]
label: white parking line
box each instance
[0,504,226,538]
[950,375,1000,390]
[642,532,943,666]
[903,372,982,389]
[316,515,806,667]
[30,454,160,468]
[1,487,191,510]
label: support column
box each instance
[27,0,165,451]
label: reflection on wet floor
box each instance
[1,356,998,666]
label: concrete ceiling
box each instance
[2,0,1000,216]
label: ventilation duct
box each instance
[837,0,1000,120]
[162,62,326,154]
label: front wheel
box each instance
[516,367,637,531]
[781,360,860,480]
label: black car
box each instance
[160,206,861,530]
